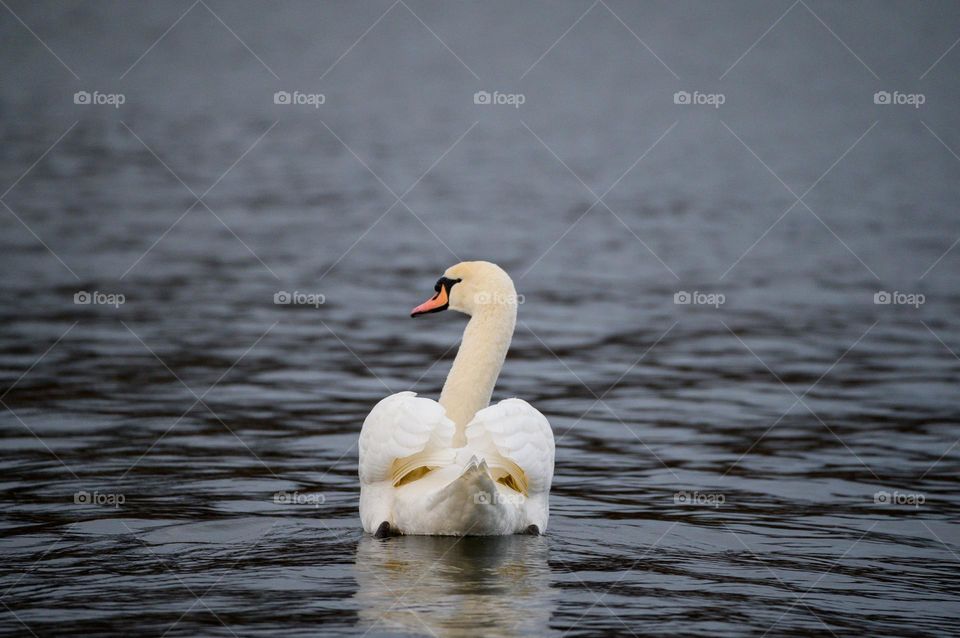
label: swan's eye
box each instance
[434,280,442,293]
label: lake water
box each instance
[1,1,959,636]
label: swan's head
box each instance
[411,261,518,318]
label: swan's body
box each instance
[358,261,555,536]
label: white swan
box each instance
[358,261,555,536]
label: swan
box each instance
[358,261,555,537]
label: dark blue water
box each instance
[1,1,959,636]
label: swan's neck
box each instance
[439,305,516,446]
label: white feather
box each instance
[465,398,555,495]
[358,392,455,485]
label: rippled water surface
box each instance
[1,2,959,636]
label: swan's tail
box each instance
[417,455,522,535]
[436,455,498,505]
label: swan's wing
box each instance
[358,391,456,485]
[465,398,555,495]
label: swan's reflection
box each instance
[354,534,554,637]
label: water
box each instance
[1,1,959,635]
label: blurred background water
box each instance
[1,1,959,636]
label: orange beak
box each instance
[411,284,449,317]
